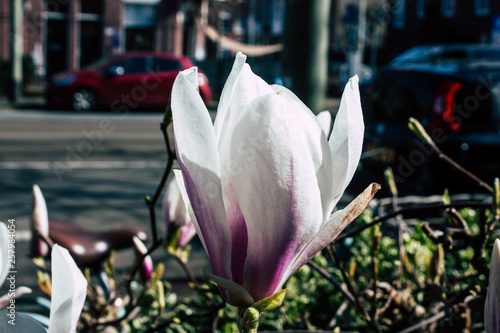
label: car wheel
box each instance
[72,89,96,111]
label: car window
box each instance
[113,57,151,74]
[154,58,183,72]
[434,50,468,62]
[84,55,114,69]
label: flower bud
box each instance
[31,185,49,258]
[133,236,153,284]
[163,178,196,249]
[408,117,434,145]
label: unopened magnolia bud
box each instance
[384,167,398,196]
[133,236,153,283]
[31,185,49,258]
[408,117,434,145]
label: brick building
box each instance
[383,0,500,62]
[0,0,192,80]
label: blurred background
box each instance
[1,0,500,299]
[1,0,497,105]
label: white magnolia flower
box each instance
[171,52,379,306]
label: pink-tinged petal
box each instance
[163,176,195,248]
[174,170,207,251]
[171,68,232,280]
[0,222,8,289]
[280,183,380,287]
[270,85,335,223]
[485,238,500,332]
[32,184,49,257]
[178,222,196,248]
[173,170,231,280]
[316,111,333,137]
[328,75,364,212]
[48,244,87,333]
[229,92,330,301]
[216,59,274,285]
[133,236,153,283]
[213,51,246,141]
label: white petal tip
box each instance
[236,52,247,61]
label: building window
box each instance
[475,0,489,16]
[392,0,406,29]
[416,0,425,19]
[441,0,456,18]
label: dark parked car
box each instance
[46,52,212,111]
[360,44,500,194]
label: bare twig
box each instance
[173,253,201,290]
[395,310,446,333]
[307,261,356,304]
[336,202,491,242]
[328,247,383,333]
[327,301,348,329]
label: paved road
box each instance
[0,108,210,297]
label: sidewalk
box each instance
[0,96,46,112]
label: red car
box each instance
[46,52,212,111]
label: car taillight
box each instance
[431,80,462,132]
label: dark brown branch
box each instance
[336,202,491,242]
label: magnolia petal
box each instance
[174,170,207,251]
[217,62,275,286]
[230,92,330,301]
[47,244,87,333]
[32,185,49,258]
[0,222,7,289]
[213,51,247,141]
[271,85,335,223]
[328,75,364,212]
[218,62,276,149]
[172,68,232,280]
[485,238,500,333]
[207,273,254,308]
[316,111,333,138]
[280,183,380,287]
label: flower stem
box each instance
[238,307,260,333]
